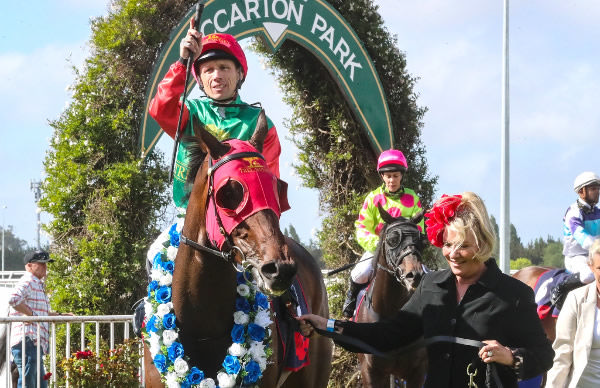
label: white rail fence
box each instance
[0,315,142,388]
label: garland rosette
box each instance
[143,220,273,388]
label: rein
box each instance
[314,328,504,388]
[180,150,266,270]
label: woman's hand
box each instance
[179,19,203,61]
[479,340,514,366]
[296,314,328,337]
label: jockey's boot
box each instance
[550,272,585,310]
[132,301,145,338]
[342,280,366,318]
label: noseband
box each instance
[377,222,422,284]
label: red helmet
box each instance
[193,33,248,85]
[377,149,408,173]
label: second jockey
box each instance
[550,171,600,309]
[342,149,425,318]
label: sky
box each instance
[1,0,599,254]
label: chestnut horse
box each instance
[353,207,427,388]
[512,266,557,342]
[144,112,332,387]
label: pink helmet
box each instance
[377,149,408,173]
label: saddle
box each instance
[533,268,569,319]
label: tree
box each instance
[0,226,31,271]
[510,257,532,271]
[542,241,564,268]
[39,0,172,316]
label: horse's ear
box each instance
[377,203,397,224]
[249,109,268,153]
[410,210,424,225]
[192,116,229,159]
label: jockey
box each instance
[134,29,283,332]
[342,149,425,318]
[149,28,281,210]
[550,171,600,309]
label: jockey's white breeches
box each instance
[564,254,594,283]
[350,251,375,284]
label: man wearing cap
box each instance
[550,171,600,309]
[149,26,281,210]
[8,250,64,388]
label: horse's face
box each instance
[190,112,296,297]
[378,205,425,290]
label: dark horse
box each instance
[144,112,332,387]
[512,266,558,342]
[353,206,428,388]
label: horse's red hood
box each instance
[206,139,290,249]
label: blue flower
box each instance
[187,367,204,385]
[236,271,252,284]
[146,315,159,333]
[163,313,176,330]
[222,355,241,375]
[254,292,269,310]
[180,381,191,388]
[231,324,245,343]
[155,286,172,304]
[152,252,164,269]
[161,260,175,274]
[167,341,185,362]
[169,223,180,248]
[247,323,265,342]
[235,297,251,313]
[153,354,168,373]
[243,360,262,384]
[147,280,159,298]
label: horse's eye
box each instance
[386,230,402,248]
[215,179,245,212]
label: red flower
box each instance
[75,350,94,359]
[424,194,462,248]
[43,372,52,381]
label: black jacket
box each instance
[339,259,554,388]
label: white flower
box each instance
[248,341,266,359]
[228,342,246,357]
[174,357,189,376]
[148,333,160,357]
[254,310,272,328]
[160,273,173,286]
[150,269,163,282]
[236,284,250,297]
[144,300,153,319]
[217,372,237,388]
[165,371,179,388]
[156,303,172,318]
[256,355,267,370]
[167,245,178,260]
[162,329,178,347]
[175,219,184,233]
[199,378,216,388]
[233,311,249,325]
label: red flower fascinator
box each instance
[424,194,463,248]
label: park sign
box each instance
[140,0,393,157]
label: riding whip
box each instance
[169,1,205,182]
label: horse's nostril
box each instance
[405,272,415,279]
[260,262,278,279]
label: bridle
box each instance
[376,221,423,284]
[179,150,267,273]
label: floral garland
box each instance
[143,220,273,388]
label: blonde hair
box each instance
[588,239,600,265]
[446,192,496,261]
